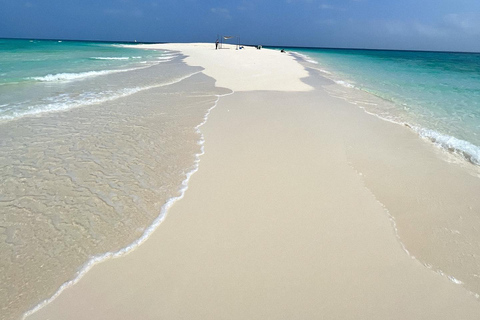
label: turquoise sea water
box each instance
[277,47,480,165]
[0,39,168,120]
[0,39,230,319]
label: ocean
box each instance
[0,39,229,319]
[0,39,173,120]
[282,47,480,165]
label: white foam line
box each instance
[312,64,480,167]
[3,71,204,122]
[294,50,480,296]
[350,165,480,301]
[290,51,319,64]
[90,57,131,60]
[296,51,480,167]
[29,64,154,82]
[157,55,178,60]
[351,101,480,166]
[414,127,480,165]
[334,80,355,88]
[22,86,235,320]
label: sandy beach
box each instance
[24,43,480,319]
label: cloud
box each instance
[104,8,143,18]
[210,7,231,19]
[383,13,480,40]
[319,4,335,10]
[286,0,317,4]
[104,8,123,16]
[285,1,344,11]
[237,1,256,11]
[414,23,446,37]
[444,13,480,35]
[319,3,345,11]
[384,21,408,35]
[383,20,447,38]
[316,18,336,25]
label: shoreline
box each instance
[20,42,310,320]
[1,49,228,320]
[21,90,233,320]
[24,43,480,319]
[288,49,480,168]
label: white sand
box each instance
[25,43,480,320]
[134,43,312,92]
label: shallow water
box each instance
[280,47,480,165]
[291,51,480,301]
[0,40,230,320]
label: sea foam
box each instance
[415,127,480,165]
[29,65,152,82]
[335,80,356,88]
[292,50,480,167]
[292,52,319,64]
[4,71,203,121]
[90,57,131,60]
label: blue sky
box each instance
[1,0,480,52]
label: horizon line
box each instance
[2,37,480,55]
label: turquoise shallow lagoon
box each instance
[0,39,228,319]
[0,39,168,121]
[271,47,480,165]
[0,39,157,85]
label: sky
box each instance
[1,0,480,52]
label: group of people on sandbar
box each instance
[214,39,284,52]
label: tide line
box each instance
[22,86,234,320]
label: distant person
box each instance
[281,49,285,53]
[215,39,219,50]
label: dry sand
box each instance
[25,43,480,319]
[134,43,311,92]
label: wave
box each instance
[90,57,131,60]
[29,65,151,82]
[90,56,143,60]
[1,89,141,120]
[346,88,480,166]
[30,70,120,82]
[3,71,203,121]
[334,82,480,166]
[414,127,480,165]
[157,56,176,61]
[334,80,355,88]
[292,50,480,167]
[319,69,332,75]
[291,52,319,65]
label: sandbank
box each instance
[25,43,480,319]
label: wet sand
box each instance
[1,59,226,320]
